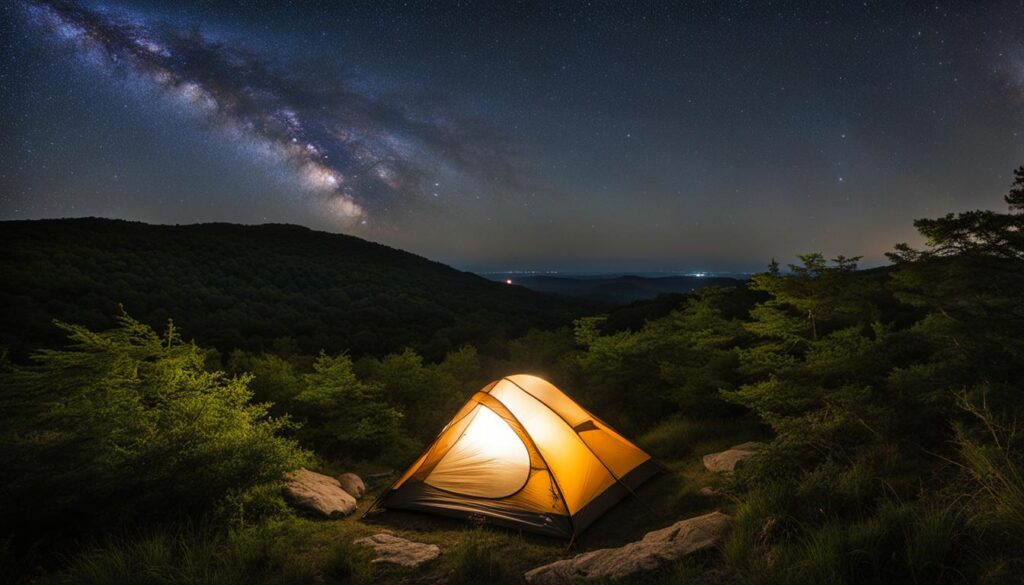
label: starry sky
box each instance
[2,1,1023,272]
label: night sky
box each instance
[2,1,1023,272]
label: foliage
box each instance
[356,346,482,445]
[718,166,1024,584]
[445,527,509,585]
[0,219,591,362]
[574,287,750,431]
[954,394,1024,581]
[49,519,371,585]
[226,344,482,462]
[293,352,403,458]
[0,315,311,535]
[7,167,1024,583]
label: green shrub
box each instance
[0,315,311,533]
[293,351,403,459]
[217,483,295,531]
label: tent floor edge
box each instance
[570,458,663,535]
[378,482,574,539]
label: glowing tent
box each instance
[368,374,660,539]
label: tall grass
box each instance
[638,416,761,460]
[50,519,369,585]
[445,527,509,585]
[721,461,971,585]
[955,395,1024,583]
[58,530,226,585]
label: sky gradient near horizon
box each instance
[2,0,1023,272]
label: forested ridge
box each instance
[1,168,1023,584]
[0,218,590,360]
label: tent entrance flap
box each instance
[423,405,531,498]
[376,374,659,538]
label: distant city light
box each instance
[505,279,513,285]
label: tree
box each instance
[574,287,750,428]
[748,254,876,342]
[889,167,1024,262]
[886,166,1024,413]
[1007,165,1024,212]
[294,352,402,457]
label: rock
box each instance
[701,442,764,473]
[354,533,441,568]
[524,511,733,584]
[337,473,366,498]
[698,487,719,497]
[283,468,357,518]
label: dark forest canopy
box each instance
[0,218,593,361]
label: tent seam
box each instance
[362,395,485,517]
[502,377,650,508]
[486,386,577,537]
[422,404,532,500]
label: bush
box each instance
[0,315,311,534]
[291,351,403,459]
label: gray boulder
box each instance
[337,472,366,498]
[283,468,357,518]
[702,442,764,473]
[524,511,733,584]
[354,533,441,567]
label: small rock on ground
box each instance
[701,442,764,473]
[524,511,733,584]
[354,533,441,568]
[283,468,357,518]
[337,472,366,498]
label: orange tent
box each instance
[369,374,660,539]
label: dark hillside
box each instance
[501,274,742,303]
[0,218,591,359]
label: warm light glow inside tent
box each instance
[369,374,660,539]
[423,405,530,498]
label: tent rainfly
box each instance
[368,374,660,539]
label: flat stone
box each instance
[283,468,356,518]
[524,511,733,584]
[701,442,764,473]
[698,487,720,497]
[354,533,441,568]
[337,472,366,498]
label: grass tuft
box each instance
[446,526,510,585]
